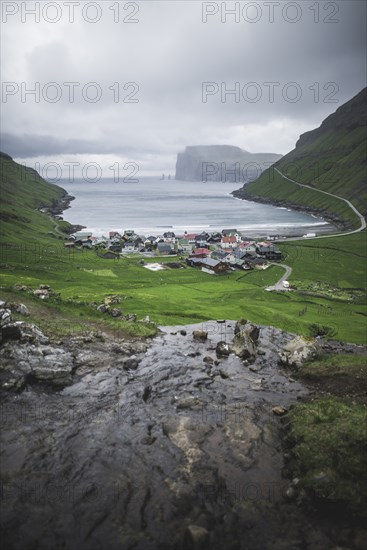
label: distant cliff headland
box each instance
[175,145,282,182]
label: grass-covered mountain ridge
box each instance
[233,88,367,228]
[0,150,75,245]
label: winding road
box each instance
[273,167,366,239]
[265,263,293,292]
[265,168,366,291]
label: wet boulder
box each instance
[279,336,319,368]
[231,320,259,362]
[231,332,256,362]
[234,319,260,342]
[122,356,139,370]
[29,347,74,385]
[193,330,208,342]
[0,342,73,390]
[216,341,231,356]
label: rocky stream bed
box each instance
[0,307,364,549]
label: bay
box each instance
[60,177,333,236]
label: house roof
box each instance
[212,250,228,259]
[74,231,92,239]
[233,249,246,259]
[222,228,237,235]
[193,248,210,255]
[257,245,281,253]
[157,242,173,250]
[190,258,221,268]
[222,236,237,243]
[250,257,267,264]
[185,233,198,239]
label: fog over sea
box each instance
[60,177,334,236]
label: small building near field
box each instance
[186,257,230,274]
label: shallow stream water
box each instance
[2,322,338,549]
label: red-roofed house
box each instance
[191,248,211,258]
[184,233,198,244]
[221,235,237,249]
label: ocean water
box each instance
[60,177,333,236]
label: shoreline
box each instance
[231,186,351,232]
[54,181,339,240]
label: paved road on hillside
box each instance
[273,167,366,241]
[265,168,366,291]
[265,263,293,292]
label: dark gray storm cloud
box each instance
[0,0,366,174]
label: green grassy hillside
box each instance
[233,88,367,228]
[0,151,73,244]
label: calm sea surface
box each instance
[60,178,333,236]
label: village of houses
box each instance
[64,228,283,275]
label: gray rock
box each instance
[33,289,49,300]
[216,341,231,356]
[11,303,30,316]
[272,406,288,416]
[279,336,319,368]
[193,330,208,342]
[219,369,229,379]
[176,396,203,410]
[0,342,73,389]
[110,308,122,317]
[232,332,256,362]
[124,313,137,322]
[234,319,260,342]
[19,323,49,345]
[30,348,74,385]
[122,356,139,370]
[97,304,110,313]
[0,308,12,328]
[1,323,22,342]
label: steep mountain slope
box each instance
[175,145,282,182]
[0,152,73,245]
[233,88,367,229]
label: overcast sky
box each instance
[1,0,366,177]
